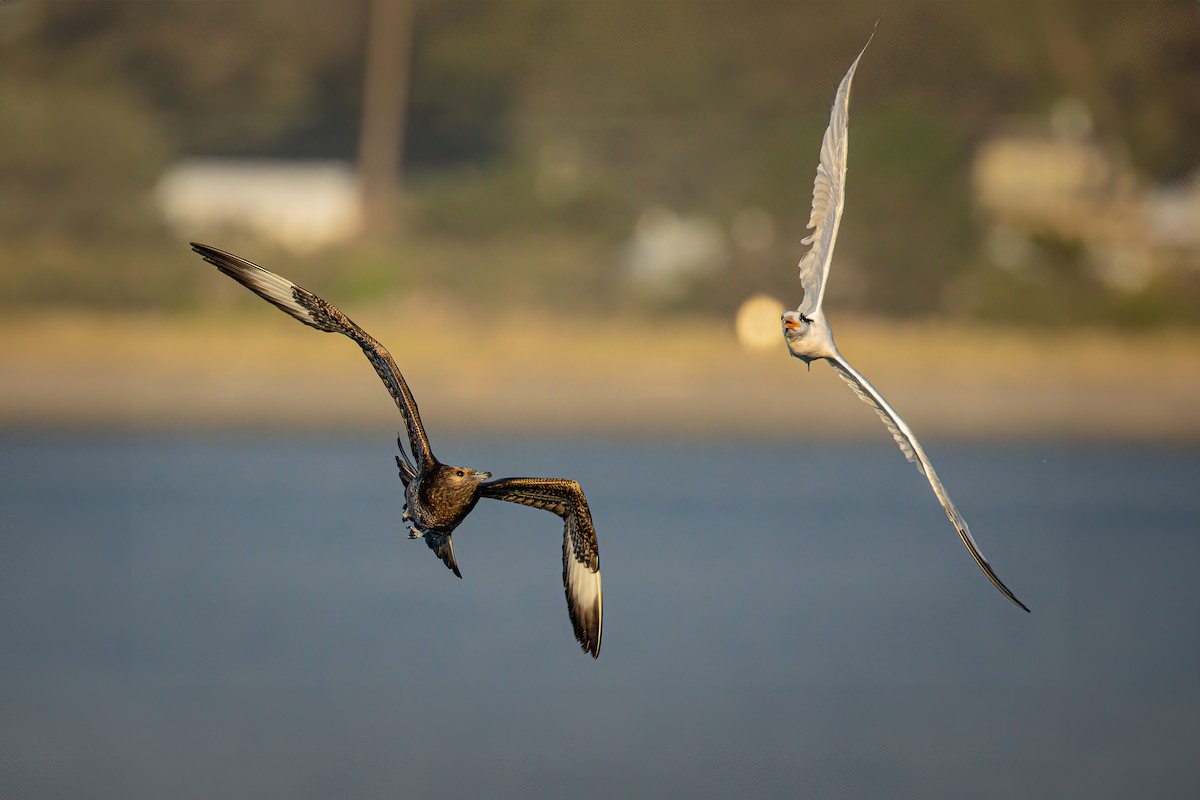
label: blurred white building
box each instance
[1144,178,1200,250]
[971,97,1200,291]
[623,206,727,298]
[156,158,363,253]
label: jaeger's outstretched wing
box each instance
[191,243,433,472]
[826,353,1029,612]
[794,30,874,318]
[479,477,603,658]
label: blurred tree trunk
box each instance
[1036,1,1128,157]
[357,0,415,237]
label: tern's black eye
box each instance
[456,470,465,477]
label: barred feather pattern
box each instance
[479,477,603,658]
[190,243,434,470]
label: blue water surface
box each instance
[1,431,1197,798]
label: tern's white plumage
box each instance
[780,29,1029,612]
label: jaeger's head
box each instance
[434,464,493,508]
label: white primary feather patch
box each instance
[476,476,604,657]
[564,522,603,657]
[192,243,618,645]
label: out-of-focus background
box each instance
[0,0,1197,437]
[2,2,1200,798]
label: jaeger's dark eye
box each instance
[456,470,465,477]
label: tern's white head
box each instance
[781,309,835,364]
[781,310,808,336]
[781,310,812,359]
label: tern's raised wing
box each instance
[191,243,434,472]
[827,354,1030,612]
[795,32,874,318]
[479,477,603,658]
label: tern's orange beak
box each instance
[782,317,802,331]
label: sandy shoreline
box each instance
[2,309,1198,443]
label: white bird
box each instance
[780,31,1029,612]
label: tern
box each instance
[779,34,1029,612]
[191,243,604,656]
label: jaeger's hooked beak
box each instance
[477,471,493,480]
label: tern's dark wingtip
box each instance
[995,582,1031,613]
[996,574,1031,613]
[1001,585,1031,613]
[861,16,881,51]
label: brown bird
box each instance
[191,243,603,657]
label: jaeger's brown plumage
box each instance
[191,243,604,657]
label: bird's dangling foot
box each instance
[406,526,424,540]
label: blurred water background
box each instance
[2,432,1199,798]
[2,1,1199,796]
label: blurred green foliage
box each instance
[0,0,1197,325]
